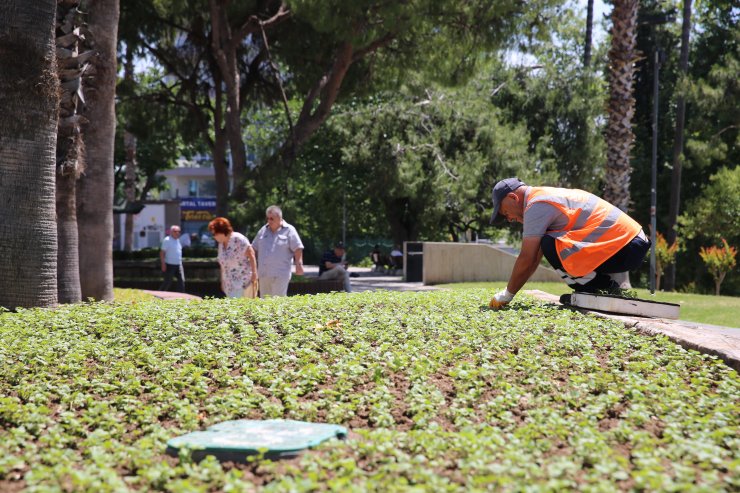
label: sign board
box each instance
[180,198,217,222]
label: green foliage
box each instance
[241,74,551,247]
[490,5,608,192]
[655,232,679,291]
[113,288,157,302]
[628,0,738,293]
[675,165,740,295]
[113,247,218,261]
[679,166,740,243]
[279,0,564,94]
[114,68,202,202]
[1,291,739,490]
[699,238,738,296]
[439,282,740,327]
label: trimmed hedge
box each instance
[113,247,218,261]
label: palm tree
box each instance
[77,0,119,301]
[0,1,60,310]
[56,0,90,303]
[604,0,639,212]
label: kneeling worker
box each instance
[488,178,650,309]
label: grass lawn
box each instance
[436,282,740,328]
[1,290,738,491]
[113,287,158,303]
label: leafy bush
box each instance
[655,232,679,291]
[114,247,218,261]
[1,291,738,491]
[699,239,738,296]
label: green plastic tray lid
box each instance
[167,419,347,456]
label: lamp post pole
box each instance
[650,46,662,294]
[639,11,675,294]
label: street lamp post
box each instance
[649,46,663,294]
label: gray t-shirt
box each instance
[522,187,569,238]
[252,221,304,278]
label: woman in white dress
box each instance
[208,217,258,298]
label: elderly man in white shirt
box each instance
[159,225,185,292]
[252,205,304,297]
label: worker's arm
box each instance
[490,236,544,309]
[160,248,166,272]
[507,236,544,294]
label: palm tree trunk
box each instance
[664,0,692,291]
[0,0,59,310]
[604,0,638,212]
[77,0,119,301]
[56,0,87,304]
[57,172,82,303]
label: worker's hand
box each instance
[489,289,515,310]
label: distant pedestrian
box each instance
[319,242,352,292]
[252,205,304,297]
[159,225,185,292]
[208,217,258,298]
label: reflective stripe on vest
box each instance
[526,187,642,277]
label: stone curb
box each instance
[525,290,740,373]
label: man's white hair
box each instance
[266,205,283,219]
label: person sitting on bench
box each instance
[370,244,389,273]
[390,245,403,274]
[319,242,352,292]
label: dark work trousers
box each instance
[159,263,185,292]
[541,233,650,293]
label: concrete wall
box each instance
[421,242,562,285]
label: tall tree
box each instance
[603,0,638,212]
[273,0,557,165]
[122,47,137,252]
[119,0,284,217]
[77,0,119,301]
[208,0,289,205]
[663,0,692,291]
[0,0,59,310]
[584,0,595,66]
[56,0,89,303]
[121,0,561,216]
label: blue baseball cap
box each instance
[491,178,526,223]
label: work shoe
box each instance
[559,293,572,305]
[574,280,625,296]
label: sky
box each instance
[579,0,609,43]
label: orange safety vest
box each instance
[526,187,642,277]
